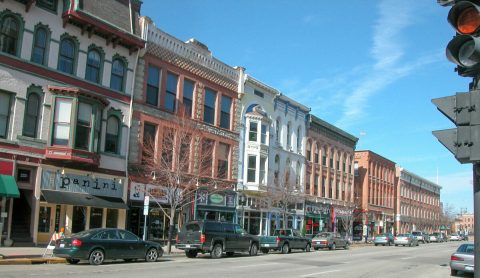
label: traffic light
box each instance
[432,91,480,163]
[446,1,480,76]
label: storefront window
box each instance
[38,206,51,233]
[89,207,103,229]
[106,208,118,228]
[72,206,86,233]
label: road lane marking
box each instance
[231,262,280,268]
[301,270,341,277]
[401,257,415,260]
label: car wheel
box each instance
[281,243,290,254]
[66,258,79,264]
[450,269,457,276]
[305,243,311,252]
[211,243,223,259]
[344,243,350,250]
[375,244,378,246]
[89,249,104,265]
[249,243,258,256]
[329,243,336,250]
[395,244,398,247]
[226,252,234,257]
[185,250,198,258]
[145,248,158,262]
[387,241,391,246]
[314,247,319,251]
[260,248,269,254]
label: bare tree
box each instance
[132,113,228,254]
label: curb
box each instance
[0,257,66,265]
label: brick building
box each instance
[304,115,358,237]
[454,213,474,235]
[354,150,396,239]
[127,18,242,241]
[0,0,144,245]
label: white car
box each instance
[449,234,460,241]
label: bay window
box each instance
[52,98,72,145]
[249,122,257,142]
[0,92,12,139]
[247,155,256,183]
[75,102,92,150]
[105,116,120,154]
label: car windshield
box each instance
[315,233,331,238]
[397,234,409,237]
[377,234,388,237]
[71,230,96,238]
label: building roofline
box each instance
[355,150,396,165]
[310,114,359,144]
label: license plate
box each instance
[263,244,270,247]
[465,266,474,272]
[60,243,65,248]
[185,244,190,248]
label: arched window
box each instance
[315,143,319,163]
[110,58,125,91]
[275,118,280,142]
[296,161,301,187]
[58,38,75,74]
[86,49,102,83]
[32,27,48,64]
[306,141,311,161]
[296,126,301,152]
[274,155,280,184]
[105,116,120,154]
[286,122,291,149]
[285,158,291,184]
[23,93,41,138]
[0,15,21,55]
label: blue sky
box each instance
[143,0,473,213]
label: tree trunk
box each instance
[166,209,176,254]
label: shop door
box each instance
[37,204,57,244]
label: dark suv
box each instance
[176,220,260,259]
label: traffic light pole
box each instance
[474,163,480,276]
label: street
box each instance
[0,241,470,278]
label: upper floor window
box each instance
[322,147,327,166]
[286,123,291,149]
[260,124,267,144]
[146,65,160,106]
[275,119,280,142]
[31,27,48,65]
[183,79,194,117]
[315,144,319,163]
[105,116,120,154]
[110,58,126,92]
[37,0,57,12]
[249,121,257,142]
[201,138,214,176]
[296,127,301,152]
[217,143,229,179]
[75,102,94,150]
[354,161,359,176]
[0,92,12,139]
[0,15,21,56]
[85,49,102,83]
[165,72,178,112]
[52,98,72,145]
[142,122,157,161]
[23,93,41,138]
[220,95,231,129]
[247,155,256,183]
[259,156,266,185]
[306,141,311,161]
[58,38,76,74]
[204,88,216,125]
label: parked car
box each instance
[441,232,449,242]
[53,228,163,265]
[450,243,474,276]
[311,232,350,250]
[175,220,259,259]
[424,233,431,243]
[394,233,419,247]
[411,231,427,244]
[431,232,445,243]
[429,233,438,243]
[373,233,394,246]
[449,233,461,241]
[259,229,311,254]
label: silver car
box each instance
[373,233,394,246]
[450,243,474,276]
[394,233,419,247]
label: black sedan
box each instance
[53,228,163,265]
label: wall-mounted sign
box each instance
[209,194,224,204]
[129,182,169,204]
[41,170,123,198]
[196,190,236,207]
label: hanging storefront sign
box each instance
[196,190,236,207]
[41,170,123,198]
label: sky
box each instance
[142,0,474,213]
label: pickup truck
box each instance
[259,229,311,254]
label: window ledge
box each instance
[17,135,47,145]
[100,152,126,159]
[45,146,100,166]
[0,138,18,146]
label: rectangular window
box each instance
[314,175,319,196]
[52,98,72,145]
[204,88,216,125]
[201,139,214,176]
[247,155,256,183]
[36,0,57,12]
[354,162,359,177]
[0,92,12,139]
[146,65,160,106]
[315,152,319,163]
[180,135,191,172]
[183,79,194,117]
[322,177,326,197]
[322,153,327,166]
[253,90,264,98]
[89,207,103,229]
[142,123,156,161]
[165,72,178,112]
[217,143,229,179]
[161,128,174,170]
[249,122,258,142]
[259,157,266,185]
[261,124,267,144]
[75,102,92,150]
[220,95,231,129]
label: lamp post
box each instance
[239,194,246,228]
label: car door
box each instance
[95,230,122,259]
[292,230,304,249]
[224,224,238,251]
[334,233,344,248]
[118,229,145,259]
[235,224,250,250]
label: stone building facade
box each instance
[396,167,441,234]
[127,17,241,240]
[0,0,143,245]
[304,115,358,237]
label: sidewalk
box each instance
[0,245,184,265]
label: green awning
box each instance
[0,175,20,198]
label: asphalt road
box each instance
[0,241,472,278]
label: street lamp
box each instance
[239,194,246,228]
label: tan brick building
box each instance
[454,213,474,236]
